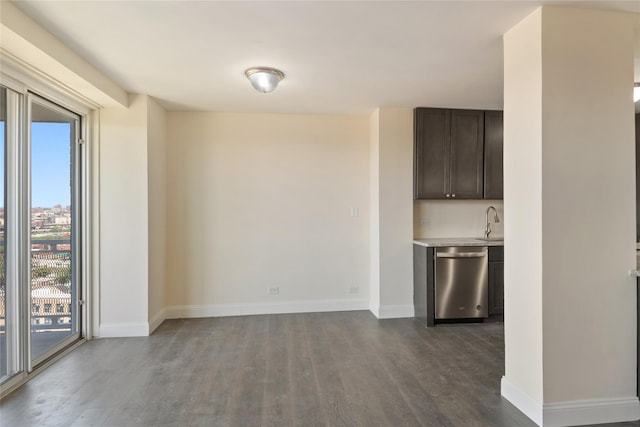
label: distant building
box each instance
[30,286,72,330]
[54,216,70,225]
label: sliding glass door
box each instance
[0,87,7,381]
[0,84,84,387]
[29,96,81,365]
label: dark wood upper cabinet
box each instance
[484,110,504,199]
[414,108,485,199]
[450,110,484,198]
[414,108,450,198]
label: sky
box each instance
[0,121,72,209]
[31,122,72,208]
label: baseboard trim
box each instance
[99,322,149,338]
[165,298,369,319]
[501,376,640,427]
[369,304,380,318]
[374,304,415,319]
[501,376,543,426]
[148,308,166,334]
[543,396,640,427]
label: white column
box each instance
[503,7,639,426]
[99,94,151,337]
[146,97,168,333]
[369,108,414,319]
[369,109,382,315]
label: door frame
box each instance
[26,92,83,369]
[0,61,95,398]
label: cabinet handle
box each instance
[437,252,487,258]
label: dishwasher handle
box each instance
[436,252,487,259]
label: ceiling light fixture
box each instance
[635,83,640,103]
[245,67,285,93]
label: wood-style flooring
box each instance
[0,311,638,427]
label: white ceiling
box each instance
[11,0,640,115]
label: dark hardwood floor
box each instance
[0,311,638,426]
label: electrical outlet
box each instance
[350,207,360,217]
[349,286,359,294]
[420,218,431,226]
[268,287,279,295]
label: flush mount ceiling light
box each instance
[245,67,285,93]
[635,83,640,103]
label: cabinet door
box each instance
[450,110,484,199]
[484,110,503,199]
[488,261,504,315]
[413,245,428,318]
[414,108,450,199]
[413,245,435,326]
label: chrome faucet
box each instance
[484,206,500,238]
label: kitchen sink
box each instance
[474,237,504,242]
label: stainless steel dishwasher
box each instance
[435,246,488,319]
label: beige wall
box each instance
[503,6,545,407]
[146,97,167,331]
[504,7,638,425]
[369,110,381,312]
[540,7,636,404]
[372,108,414,317]
[99,94,150,336]
[165,112,370,316]
[413,200,504,238]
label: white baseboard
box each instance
[165,298,369,319]
[148,308,166,334]
[543,396,640,427]
[501,376,640,427]
[99,322,149,338]
[501,376,543,425]
[369,304,380,318]
[373,304,415,319]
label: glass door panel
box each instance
[29,98,79,364]
[0,85,84,388]
[0,87,7,380]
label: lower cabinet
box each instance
[413,245,435,326]
[488,247,504,315]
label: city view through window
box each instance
[0,102,78,379]
[30,203,72,332]
[0,210,74,375]
[29,117,76,363]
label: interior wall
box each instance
[539,7,637,404]
[503,5,545,409]
[165,112,370,317]
[413,200,504,238]
[99,94,150,336]
[376,108,414,317]
[369,110,381,313]
[503,6,639,425]
[146,96,167,331]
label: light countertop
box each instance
[413,237,504,247]
[413,239,640,274]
